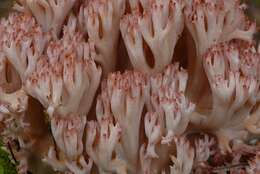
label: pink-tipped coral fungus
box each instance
[0,0,259,173]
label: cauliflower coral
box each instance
[0,0,259,173]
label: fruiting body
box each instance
[0,0,259,173]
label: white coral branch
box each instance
[120,0,184,73]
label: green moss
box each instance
[0,140,17,174]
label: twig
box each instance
[212,163,248,173]
[7,141,18,164]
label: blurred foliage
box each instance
[254,0,260,5]
[0,140,17,174]
[246,0,260,43]
[0,0,15,18]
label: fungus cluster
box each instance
[0,0,259,173]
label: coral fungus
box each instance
[0,0,259,173]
